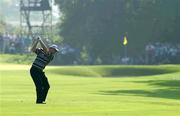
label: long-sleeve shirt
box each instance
[32,48,54,70]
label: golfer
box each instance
[30,37,59,104]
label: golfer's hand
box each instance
[36,36,42,42]
[37,36,40,41]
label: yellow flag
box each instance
[123,36,128,45]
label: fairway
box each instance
[1,0,180,115]
[1,64,180,116]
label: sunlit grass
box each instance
[1,64,180,116]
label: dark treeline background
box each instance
[55,0,180,64]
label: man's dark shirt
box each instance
[32,48,54,70]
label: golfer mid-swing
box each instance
[30,37,59,104]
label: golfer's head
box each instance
[49,44,59,54]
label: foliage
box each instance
[80,46,89,64]
[55,0,180,63]
[50,25,64,43]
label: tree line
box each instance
[55,0,180,64]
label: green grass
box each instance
[1,63,180,116]
[0,54,35,64]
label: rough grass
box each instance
[48,65,179,77]
[0,54,35,64]
[1,63,180,116]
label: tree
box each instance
[55,0,180,64]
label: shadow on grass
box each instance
[133,79,180,88]
[48,66,178,77]
[99,80,180,100]
[99,67,177,77]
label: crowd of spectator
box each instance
[0,33,179,65]
[112,42,180,65]
[145,42,180,64]
[0,32,31,54]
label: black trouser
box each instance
[30,66,50,103]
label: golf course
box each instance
[1,55,180,116]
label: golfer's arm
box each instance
[39,39,49,53]
[31,39,39,52]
